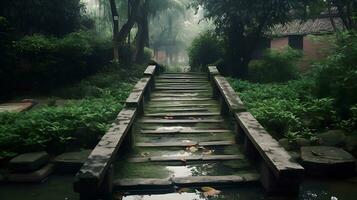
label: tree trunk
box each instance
[328,0,338,32]
[109,0,119,61]
[117,0,141,45]
[134,0,149,63]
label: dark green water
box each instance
[0,175,356,200]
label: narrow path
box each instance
[113,72,259,191]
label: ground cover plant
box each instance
[0,63,146,159]
[227,32,357,144]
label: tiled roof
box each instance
[270,17,344,36]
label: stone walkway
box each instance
[113,73,259,190]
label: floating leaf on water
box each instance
[201,186,221,197]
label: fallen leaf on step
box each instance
[202,149,214,155]
[177,187,192,194]
[201,186,221,197]
[186,146,198,152]
[141,152,151,157]
[164,116,174,119]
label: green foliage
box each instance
[315,32,357,119]
[4,31,112,94]
[0,63,146,158]
[188,31,223,71]
[191,0,314,77]
[248,48,301,83]
[0,0,87,36]
[228,78,338,141]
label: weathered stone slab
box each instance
[74,108,136,193]
[149,103,216,108]
[156,80,208,83]
[140,119,223,124]
[8,164,54,182]
[151,97,212,102]
[0,102,34,113]
[144,65,157,76]
[128,155,243,163]
[52,150,92,173]
[301,146,355,176]
[214,75,246,112]
[172,174,259,186]
[156,87,208,90]
[153,90,210,93]
[149,108,210,112]
[199,141,236,146]
[9,151,49,172]
[144,112,220,117]
[236,112,304,178]
[140,129,230,134]
[113,178,172,190]
[136,140,236,147]
[208,66,220,76]
[151,93,210,98]
[126,77,151,107]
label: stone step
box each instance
[144,112,220,117]
[147,108,212,112]
[151,93,211,98]
[151,98,213,102]
[113,174,260,190]
[136,140,236,147]
[128,155,244,163]
[9,151,49,172]
[158,76,207,79]
[155,80,208,83]
[8,164,54,183]
[140,119,224,124]
[153,90,210,93]
[148,104,217,108]
[140,129,231,134]
[156,87,209,90]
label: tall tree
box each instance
[109,0,120,60]
[191,0,313,78]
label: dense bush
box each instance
[228,78,338,141]
[315,31,357,119]
[188,31,224,71]
[0,0,86,36]
[248,47,301,83]
[0,31,112,97]
[0,63,146,158]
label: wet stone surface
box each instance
[114,73,258,187]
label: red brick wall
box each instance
[271,37,289,50]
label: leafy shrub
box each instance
[315,31,357,119]
[188,31,224,71]
[0,0,84,36]
[0,63,146,158]
[228,78,338,141]
[248,47,301,83]
[3,31,112,94]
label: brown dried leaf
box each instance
[201,186,221,197]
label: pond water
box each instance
[0,175,356,200]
